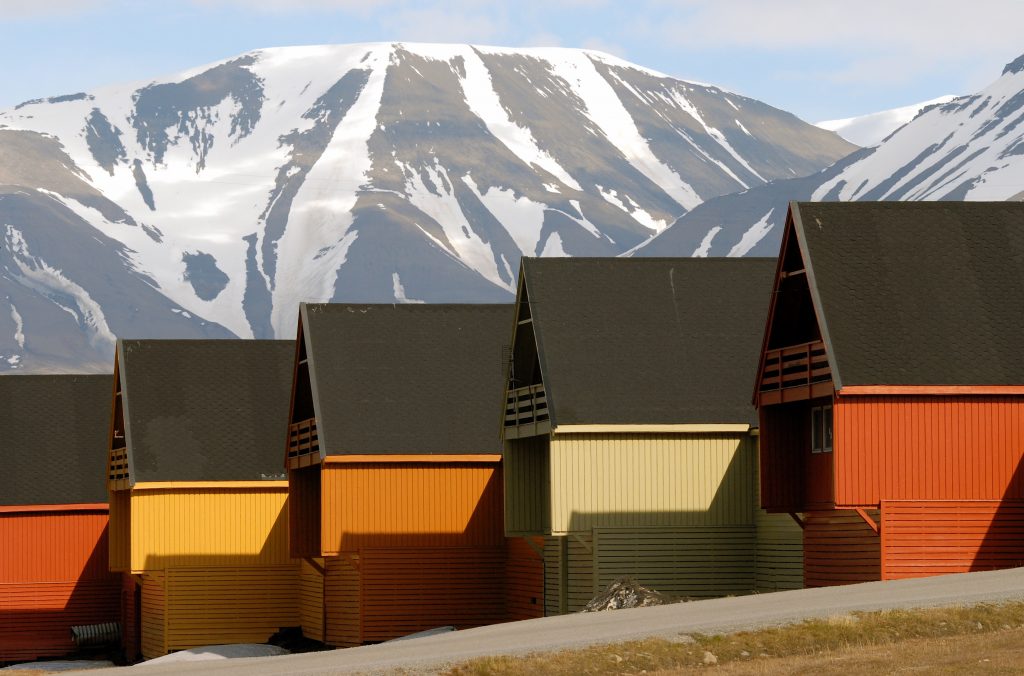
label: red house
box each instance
[757,201,1024,587]
[0,374,121,664]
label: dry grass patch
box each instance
[448,601,1024,675]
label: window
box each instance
[811,405,833,453]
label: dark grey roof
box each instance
[0,374,112,506]
[792,201,1024,388]
[119,340,294,483]
[523,257,775,426]
[301,304,512,455]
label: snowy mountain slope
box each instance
[0,42,853,371]
[817,95,956,147]
[637,54,1024,259]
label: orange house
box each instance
[286,303,540,647]
[757,201,1024,587]
[0,374,121,664]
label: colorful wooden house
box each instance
[502,257,803,615]
[757,201,1024,587]
[286,303,539,647]
[107,340,298,659]
[1,374,121,663]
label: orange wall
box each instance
[835,395,1024,506]
[320,462,504,555]
[881,500,1024,580]
[0,508,120,661]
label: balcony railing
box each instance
[108,445,129,488]
[287,418,320,467]
[759,340,832,403]
[504,384,550,437]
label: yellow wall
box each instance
[128,484,291,573]
[548,433,757,534]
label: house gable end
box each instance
[503,266,552,440]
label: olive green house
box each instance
[502,257,802,614]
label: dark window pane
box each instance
[812,407,823,452]
[824,406,834,451]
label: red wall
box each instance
[0,508,121,661]
[803,510,880,588]
[835,395,1024,507]
[760,399,834,511]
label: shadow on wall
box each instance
[0,518,121,664]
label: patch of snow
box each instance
[727,210,775,257]
[143,644,289,664]
[540,231,568,256]
[9,303,25,348]
[668,89,765,183]
[596,185,666,232]
[4,224,116,351]
[817,95,957,147]
[391,272,426,303]
[462,175,547,255]
[735,119,752,136]
[692,226,722,257]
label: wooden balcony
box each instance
[287,418,321,468]
[504,384,550,439]
[759,340,833,405]
[108,444,129,490]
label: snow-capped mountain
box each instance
[638,54,1024,259]
[0,42,854,372]
[817,95,957,147]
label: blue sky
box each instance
[2,0,1022,123]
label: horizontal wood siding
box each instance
[595,526,757,599]
[108,490,131,572]
[565,534,595,612]
[803,510,880,588]
[754,457,803,592]
[161,566,299,655]
[129,486,290,572]
[881,501,1024,580]
[759,403,809,511]
[289,467,321,558]
[121,573,140,663]
[0,579,121,662]
[506,537,544,620]
[835,395,1024,506]
[320,462,504,554]
[358,548,507,642]
[548,433,757,535]
[140,573,166,659]
[503,436,550,536]
[324,555,361,647]
[543,537,561,617]
[299,559,325,643]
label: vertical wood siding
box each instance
[298,559,325,643]
[324,555,361,647]
[835,395,1024,506]
[503,437,551,536]
[357,547,508,642]
[320,463,504,554]
[505,537,544,620]
[803,510,880,588]
[109,490,131,572]
[140,573,166,659]
[160,566,299,655]
[881,501,1024,580]
[548,434,757,534]
[759,404,809,511]
[129,487,291,571]
[0,509,120,661]
[289,468,322,558]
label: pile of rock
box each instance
[583,576,671,612]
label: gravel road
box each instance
[72,566,1024,675]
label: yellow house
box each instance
[503,257,803,614]
[106,339,299,659]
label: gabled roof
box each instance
[790,201,1024,388]
[300,303,511,455]
[521,257,775,426]
[118,339,294,483]
[1,374,112,506]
